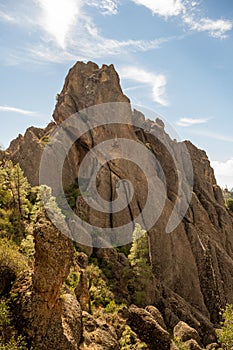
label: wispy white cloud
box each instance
[0,10,14,22]
[177,117,209,127]
[130,0,232,39]
[183,16,232,39]
[1,0,232,67]
[26,19,171,63]
[35,0,159,56]
[1,0,171,64]
[120,66,168,106]
[86,0,118,15]
[26,38,168,65]
[123,85,144,92]
[0,105,40,116]
[211,158,233,188]
[131,0,185,17]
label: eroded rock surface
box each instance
[4,61,233,348]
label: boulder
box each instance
[126,305,171,350]
[206,344,220,350]
[184,339,203,350]
[174,321,201,344]
[145,305,167,330]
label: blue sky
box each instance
[0,0,233,188]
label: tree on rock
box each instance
[128,224,153,306]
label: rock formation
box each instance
[2,61,233,349]
[11,212,81,349]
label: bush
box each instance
[65,270,80,291]
[226,198,233,213]
[0,299,11,345]
[104,300,125,314]
[0,239,28,275]
[217,304,233,350]
[119,325,148,349]
[86,264,114,308]
[173,336,188,350]
[0,299,11,329]
[0,335,27,350]
[0,299,27,349]
[20,235,35,260]
[64,184,80,209]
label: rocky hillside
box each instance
[1,61,233,350]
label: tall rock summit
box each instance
[2,61,233,349]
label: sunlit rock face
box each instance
[5,61,233,332]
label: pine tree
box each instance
[0,161,31,242]
[128,224,151,273]
[128,224,153,305]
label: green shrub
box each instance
[0,238,28,275]
[116,245,131,257]
[20,235,35,259]
[0,299,11,345]
[86,264,114,308]
[0,335,27,350]
[40,135,50,144]
[104,300,125,314]
[64,184,80,209]
[0,299,27,349]
[226,198,233,213]
[0,300,11,329]
[119,325,148,349]
[0,209,14,239]
[65,270,80,291]
[173,336,188,350]
[217,304,233,350]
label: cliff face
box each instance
[53,61,129,124]
[5,61,233,331]
[3,123,56,186]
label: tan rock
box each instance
[206,343,220,350]
[145,305,167,330]
[184,339,203,350]
[126,305,171,350]
[174,321,201,344]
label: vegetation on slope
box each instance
[0,161,233,349]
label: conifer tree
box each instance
[0,161,31,242]
[128,224,153,305]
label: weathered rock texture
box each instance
[4,123,56,185]
[11,213,82,350]
[4,61,233,346]
[125,305,171,350]
[53,61,129,124]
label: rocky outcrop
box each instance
[11,213,82,349]
[4,123,56,185]
[75,253,91,312]
[80,311,119,350]
[4,61,233,345]
[53,61,129,124]
[124,305,171,350]
[184,339,204,350]
[173,321,201,344]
